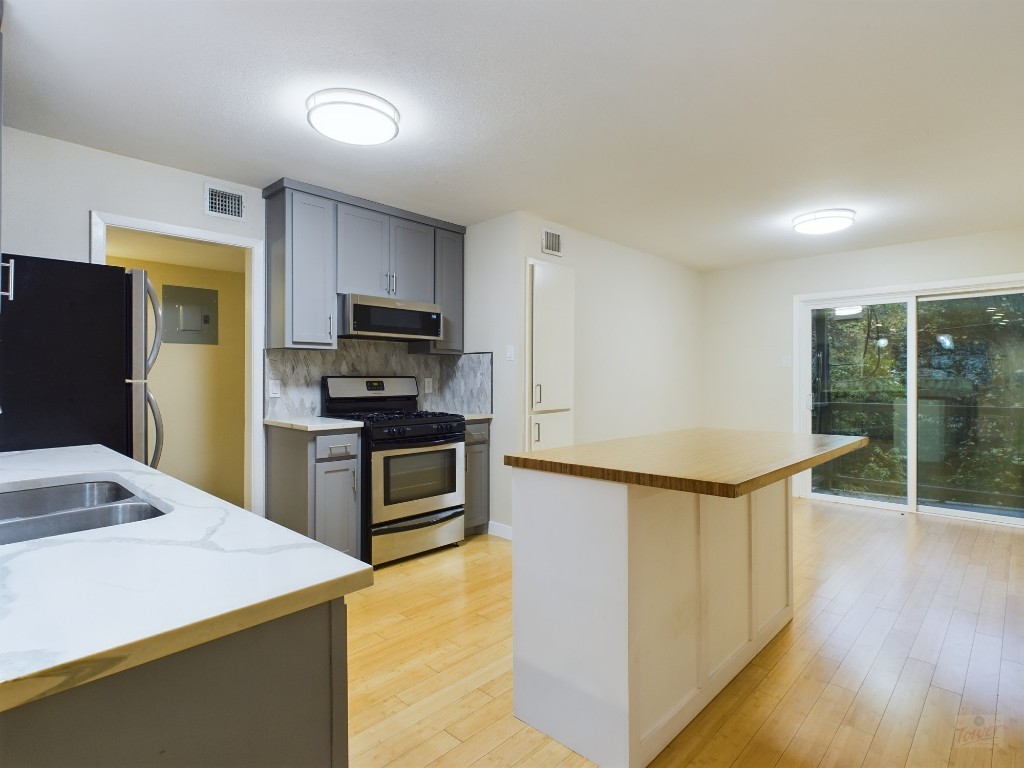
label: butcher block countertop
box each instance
[504,428,867,498]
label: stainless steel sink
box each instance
[0,480,165,545]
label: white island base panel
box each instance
[511,469,793,768]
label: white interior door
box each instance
[531,261,574,413]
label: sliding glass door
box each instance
[811,302,908,504]
[808,289,1024,521]
[917,293,1024,519]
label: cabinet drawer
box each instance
[315,432,360,460]
[465,422,489,445]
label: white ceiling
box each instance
[4,1,1023,271]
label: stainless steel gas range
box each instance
[321,376,466,566]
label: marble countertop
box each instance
[505,428,867,498]
[0,445,373,713]
[264,416,363,432]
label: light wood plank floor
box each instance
[346,498,1024,767]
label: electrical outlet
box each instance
[268,379,282,398]
[424,377,434,394]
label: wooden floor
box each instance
[346,499,1024,767]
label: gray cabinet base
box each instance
[0,600,349,767]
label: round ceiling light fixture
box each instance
[306,88,400,146]
[792,209,856,235]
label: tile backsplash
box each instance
[264,341,492,419]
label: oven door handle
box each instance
[372,435,464,454]
[371,507,464,535]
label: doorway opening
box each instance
[90,212,266,516]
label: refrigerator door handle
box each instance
[144,275,163,374]
[146,388,164,469]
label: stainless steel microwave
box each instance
[339,294,443,341]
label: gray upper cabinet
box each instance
[389,218,435,303]
[266,189,337,349]
[336,204,435,304]
[264,178,465,348]
[337,203,390,296]
[409,229,464,354]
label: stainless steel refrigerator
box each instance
[0,253,164,466]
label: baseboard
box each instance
[487,520,513,540]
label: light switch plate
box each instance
[268,379,282,398]
[424,377,434,394]
[506,344,515,361]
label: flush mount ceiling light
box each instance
[306,88,400,146]
[793,209,856,235]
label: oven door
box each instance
[371,440,465,525]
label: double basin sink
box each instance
[0,477,166,546]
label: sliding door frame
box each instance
[794,271,1024,525]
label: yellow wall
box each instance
[109,258,245,506]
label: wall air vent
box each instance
[204,183,247,222]
[541,229,563,257]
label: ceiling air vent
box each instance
[541,229,562,257]
[204,183,247,222]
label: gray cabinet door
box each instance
[390,218,435,303]
[289,191,337,347]
[337,202,390,297]
[464,428,489,531]
[314,458,360,558]
[434,230,464,353]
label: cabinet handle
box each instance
[534,422,541,443]
[535,384,542,405]
[392,272,398,295]
[328,314,333,336]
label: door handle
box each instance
[0,257,15,312]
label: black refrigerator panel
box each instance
[0,253,131,455]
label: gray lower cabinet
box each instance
[0,600,350,767]
[267,427,361,560]
[315,457,359,557]
[464,421,490,534]
[266,189,337,349]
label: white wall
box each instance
[699,227,1024,432]
[1,128,263,259]
[465,211,703,529]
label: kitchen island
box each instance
[504,428,866,768]
[0,445,373,767]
